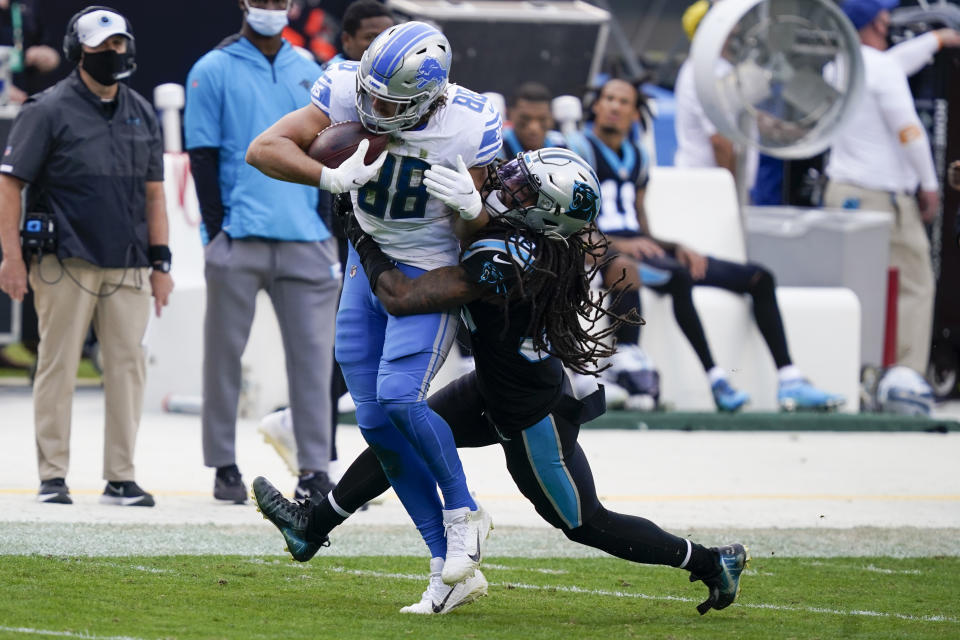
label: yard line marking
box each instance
[92,561,174,574]
[484,562,568,574]
[805,560,924,575]
[863,564,922,575]
[0,627,147,640]
[1,489,959,501]
[326,567,958,624]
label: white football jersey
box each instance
[311,61,503,269]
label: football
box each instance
[307,121,389,168]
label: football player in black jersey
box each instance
[576,78,843,413]
[252,147,748,616]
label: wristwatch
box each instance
[148,244,172,273]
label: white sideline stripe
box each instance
[484,562,568,575]
[325,566,959,624]
[805,560,924,575]
[863,564,922,575]
[93,561,174,574]
[0,627,146,640]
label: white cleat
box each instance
[258,409,299,477]
[400,559,488,614]
[441,503,493,585]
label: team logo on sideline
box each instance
[569,181,599,222]
[415,58,445,90]
[349,265,358,278]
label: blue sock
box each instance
[355,401,447,558]
[381,399,477,511]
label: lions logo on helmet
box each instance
[355,22,452,133]
[415,58,446,91]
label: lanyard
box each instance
[9,1,24,73]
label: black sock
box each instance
[566,506,693,567]
[611,288,641,345]
[215,464,239,479]
[307,447,392,539]
[307,498,347,539]
[686,544,720,578]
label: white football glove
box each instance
[423,154,482,220]
[318,138,388,194]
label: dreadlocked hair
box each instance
[480,219,642,376]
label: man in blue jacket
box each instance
[185,0,339,504]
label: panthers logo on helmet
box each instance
[415,58,446,91]
[568,181,599,222]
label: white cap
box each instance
[75,10,133,48]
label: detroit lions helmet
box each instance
[876,366,935,416]
[486,148,601,238]
[355,21,451,134]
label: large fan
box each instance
[691,0,864,159]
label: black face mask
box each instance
[81,49,135,86]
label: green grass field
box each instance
[1,555,956,639]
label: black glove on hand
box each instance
[342,211,394,291]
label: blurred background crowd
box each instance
[1,0,958,419]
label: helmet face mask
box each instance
[355,22,451,134]
[487,148,601,238]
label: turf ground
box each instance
[0,555,956,639]
[2,390,958,639]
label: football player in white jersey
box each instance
[247,21,501,588]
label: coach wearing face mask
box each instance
[184,0,339,504]
[0,7,173,506]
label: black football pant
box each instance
[606,251,792,371]
[313,373,710,573]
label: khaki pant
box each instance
[29,256,151,482]
[824,181,935,374]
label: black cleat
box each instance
[252,476,329,562]
[690,543,750,615]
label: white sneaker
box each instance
[258,409,299,477]
[601,379,629,409]
[337,391,356,415]
[603,344,659,405]
[441,503,493,585]
[400,558,488,614]
[602,343,651,374]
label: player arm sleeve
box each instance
[377,265,482,316]
[466,102,503,168]
[184,58,227,240]
[887,32,940,77]
[877,70,938,191]
[187,147,225,239]
[344,216,478,315]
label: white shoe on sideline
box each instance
[337,392,356,415]
[441,503,493,585]
[258,409,299,477]
[400,558,488,614]
[601,380,629,409]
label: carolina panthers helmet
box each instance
[876,366,935,416]
[355,21,451,134]
[486,148,601,238]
